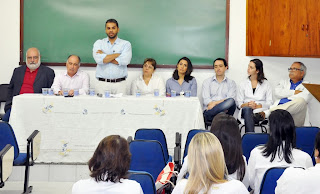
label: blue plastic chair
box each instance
[183,129,207,162]
[296,126,320,165]
[0,144,14,188]
[129,140,166,181]
[242,132,270,162]
[260,167,287,194]
[134,128,172,162]
[128,170,156,194]
[0,122,41,194]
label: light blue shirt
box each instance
[93,37,132,79]
[166,77,197,96]
[202,76,236,109]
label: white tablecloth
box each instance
[9,94,205,163]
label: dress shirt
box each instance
[93,37,132,79]
[248,145,313,194]
[20,67,38,94]
[166,77,197,96]
[172,179,249,194]
[202,75,236,110]
[178,155,249,188]
[72,178,143,194]
[131,74,165,96]
[272,79,311,108]
[275,164,320,194]
[236,78,273,109]
[51,70,89,95]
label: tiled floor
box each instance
[0,181,74,194]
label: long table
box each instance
[9,94,205,163]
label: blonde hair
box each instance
[184,132,228,194]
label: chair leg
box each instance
[22,164,32,194]
[260,125,267,133]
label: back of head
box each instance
[315,131,320,162]
[210,113,245,180]
[262,109,296,163]
[88,135,131,182]
[185,132,227,193]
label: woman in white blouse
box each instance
[172,132,248,194]
[248,110,313,194]
[131,58,165,96]
[236,59,273,133]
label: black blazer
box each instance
[5,65,55,112]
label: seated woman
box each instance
[248,109,313,194]
[131,58,165,96]
[275,130,320,194]
[236,59,273,133]
[172,132,248,194]
[177,113,249,188]
[166,57,197,97]
[72,135,143,194]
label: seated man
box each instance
[51,55,89,96]
[254,62,311,126]
[4,47,55,119]
[202,58,236,123]
[275,130,320,194]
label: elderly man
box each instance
[92,18,132,95]
[51,55,89,96]
[4,47,55,119]
[254,62,311,126]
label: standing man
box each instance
[254,62,311,126]
[51,55,89,96]
[4,47,55,120]
[202,58,237,124]
[93,19,132,95]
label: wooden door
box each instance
[305,0,320,56]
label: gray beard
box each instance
[26,60,41,70]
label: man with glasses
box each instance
[254,62,311,126]
[4,47,55,120]
[51,55,89,96]
[93,19,132,95]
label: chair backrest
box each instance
[296,126,320,164]
[134,128,169,162]
[128,170,156,194]
[242,132,270,162]
[0,84,9,103]
[129,140,166,181]
[0,144,14,188]
[260,167,287,194]
[183,129,207,161]
[0,122,19,160]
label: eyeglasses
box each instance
[288,68,302,72]
[143,64,154,69]
[27,56,39,60]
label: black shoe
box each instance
[253,112,264,124]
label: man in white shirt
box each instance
[275,131,320,194]
[51,55,89,96]
[254,62,311,126]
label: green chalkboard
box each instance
[22,0,227,66]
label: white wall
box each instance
[0,0,319,126]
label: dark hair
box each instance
[172,57,194,82]
[105,19,119,28]
[143,58,157,70]
[315,131,320,156]
[210,113,245,181]
[262,110,296,163]
[213,58,228,67]
[88,135,131,183]
[67,55,81,63]
[250,59,267,84]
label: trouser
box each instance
[203,98,236,123]
[241,107,255,133]
[95,79,127,95]
[270,97,307,127]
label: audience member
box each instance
[131,58,165,96]
[236,59,273,133]
[248,109,313,194]
[72,135,143,194]
[166,57,197,97]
